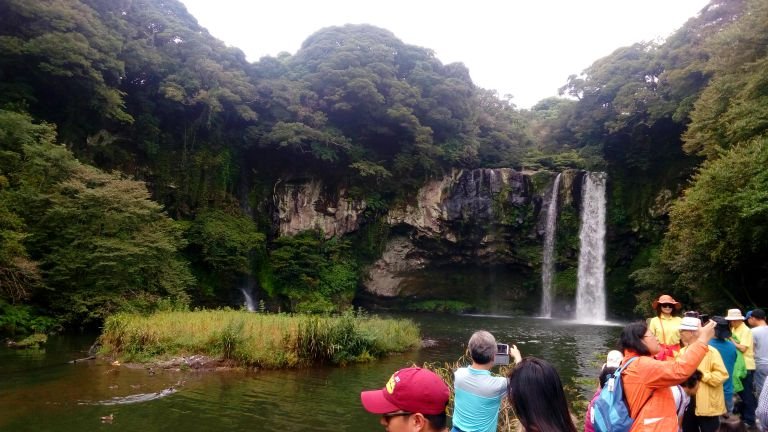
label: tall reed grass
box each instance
[99,309,420,368]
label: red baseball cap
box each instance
[360,367,449,415]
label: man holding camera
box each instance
[451,330,521,432]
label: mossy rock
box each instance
[555,267,578,297]
[529,171,556,195]
[6,333,47,349]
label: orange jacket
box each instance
[622,340,708,431]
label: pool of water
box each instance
[0,313,623,431]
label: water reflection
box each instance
[0,313,623,431]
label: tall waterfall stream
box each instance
[540,173,561,318]
[575,172,607,322]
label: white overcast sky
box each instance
[180,0,711,109]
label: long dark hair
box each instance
[620,321,652,356]
[507,357,577,432]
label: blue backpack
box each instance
[592,356,640,432]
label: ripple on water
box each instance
[81,386,178,406]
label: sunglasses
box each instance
[382,411,413,423]
[660,304,675,308]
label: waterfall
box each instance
[240,277,256,312]
[540,173,561,318]
[575,172,607,322]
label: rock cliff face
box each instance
[386,168,531,239]
[272,169,586,303]
[274,179,366,238]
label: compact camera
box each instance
[494,343,510,365]
[684,310,709,325]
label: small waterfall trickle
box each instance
[540,173,562,318]
[575,172,607,322]
[240,277,256,312]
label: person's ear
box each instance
[411,413,427,430]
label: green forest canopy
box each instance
[1,0,767,332]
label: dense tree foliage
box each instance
[0,0,537,330]
[0,110,192,329]
[265,230,357,314]
[662,138,768,308]
[250,24,533,192]
[1,0,766,329]
[185,209,264,303]
[653,0,768,310]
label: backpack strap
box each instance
[616,356,638,374]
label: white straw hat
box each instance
[725,309,745,321]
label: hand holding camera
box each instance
[494,343,522,365]
[509,344,522,364]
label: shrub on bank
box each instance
[99,309,420,367]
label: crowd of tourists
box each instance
[357,294,768,432]
[640,295,768,432]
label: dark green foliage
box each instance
[683,0,768,158]
[626,0,768,310]
[33,163,194,323]
[3,0,766,323]
[251,24,534,194]
[405,300,473,314]
[268,230,358,313]
[186,209,265,282]
[661,138,768,309]
[0,0,540,324]
[0,300,59,335]
[0,110,192,327]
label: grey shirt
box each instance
[753,326,768,367]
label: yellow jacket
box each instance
[679,345,728,416]
[649,315,681,345]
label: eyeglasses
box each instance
[660,304,674,308]
[382,411,413,423]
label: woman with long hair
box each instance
[507,357,577,432]
[619,320,716,431]
[648,294,683,360]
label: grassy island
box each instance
[98,309,420,368]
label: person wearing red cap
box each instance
[361,367,450,432]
